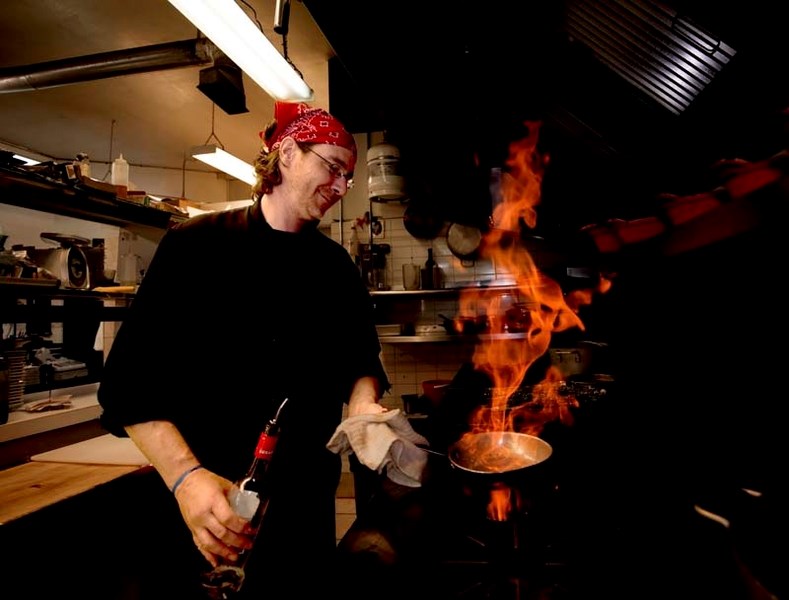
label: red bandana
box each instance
[262,101,356,168]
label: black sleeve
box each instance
[332,246,391,396]
[97,224,203,435]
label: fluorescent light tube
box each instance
[167,0,313,102]
[13,154,41,165]
[192,145,256,185]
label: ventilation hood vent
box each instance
[0,38,214,94]
[563,0,737,115]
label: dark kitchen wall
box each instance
[313,6,788,592]
[576,218,787,600]
[314,0,788,454]
[309,0,788,234]
[580,224,787,483]
[568,104,786,588]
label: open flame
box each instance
[457,121,611,520]
[488,482,519,522]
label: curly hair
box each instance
[252,118,281,199]
[252,146,281,199]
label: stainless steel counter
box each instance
[0,383,101,443]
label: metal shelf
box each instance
[371,284,519,297]
[371,289,457,298]
[379,332,527,344]
[0,168,185,230]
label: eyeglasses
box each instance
[305,146,354,189]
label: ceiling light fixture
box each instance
[167,0,313,102]
[192,145,256,185]
[12,154,41,166]
[191,102,256,185]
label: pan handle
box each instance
[415,444,447,458]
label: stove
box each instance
[338,368,614,599]
[340,450,612,600]
[340,363,774,600]
[420,490,575,600]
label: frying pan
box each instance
[403,203,443,240]
[446,431,552,476]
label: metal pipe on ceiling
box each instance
[0,38,215,94]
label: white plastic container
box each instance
[111,153,129,187]
[76,152,91,179]
[117,252,140,286]
[367,143,405,201]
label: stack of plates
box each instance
[23,364,40,386]
[3,350,26,411]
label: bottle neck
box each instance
[254,427,278,458]
[243,456,263,480]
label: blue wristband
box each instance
[171,464,203,495]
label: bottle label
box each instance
[254,433,277,458]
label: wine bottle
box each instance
[422,248,436,289]
[201,398,289,598]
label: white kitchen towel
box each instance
[327,409,429,487]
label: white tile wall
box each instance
[379,343,475,410]
[330,201,517,410]
[331,201,502,291]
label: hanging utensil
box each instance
[403,203,443,240]
[446,222,482,263]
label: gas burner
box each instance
[480,380,609,407]
[433,566,573,600]
[427,512,575,600]
[403,478,576,600]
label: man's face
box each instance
[291,143,355,221]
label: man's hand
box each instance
[173,468,254,567]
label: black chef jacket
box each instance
[98,200,389,598]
